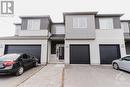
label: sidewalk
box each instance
[17,64,64,87]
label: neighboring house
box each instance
[0,12,127,65]
[121,20,130,55]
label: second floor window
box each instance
[73,17,87,28]
[99,18,113,29]
[27,19,40,30]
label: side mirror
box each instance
[120,58,124,61]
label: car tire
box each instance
[16,66,24,76]
[113,63,119,70]
[33,61,38,67]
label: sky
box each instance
[0,0,130,37]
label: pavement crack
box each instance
[61,67,65,87]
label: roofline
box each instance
[63,11,98,16]
[96,14,124,17]
[13,23,21,25]
[0,36,49,40]
[121,20,130,22]
[63,11,98,23]
[52,22,64,24]
[19,15,50,18]
[19,15,52,22]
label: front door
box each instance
[56,44,64,60]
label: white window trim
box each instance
[72,17,88,28]
[99,18,114,29]
[27,19,40,31]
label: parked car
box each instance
[0,53,39,76]
[112,56,130,72]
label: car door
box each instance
[119,57,130,71]
[21,54,32,68]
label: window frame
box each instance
[27,19,40,30]
[99,18,114,29]
[72,17,88,29]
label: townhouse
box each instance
[121,20,130,55]
[0,12,128,65]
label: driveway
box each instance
[0,65,43,87]
[17,64,64,87]
[64,65,130,87]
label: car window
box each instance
[22,54,30,59]
[123,56,130,61]
[0,54,20,61]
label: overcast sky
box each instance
[0,0,130,36]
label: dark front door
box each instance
[4,45,41,63]
[70,45,90,64]
[99,44,121,64]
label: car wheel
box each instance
[113,63,119,70]
[33,61,38,67]
[16,66,24,76]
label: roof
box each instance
[96,14,124,17]
[0,36,48,40]
[120,20,130,22]
[19,15,52,22]
[13,23,21,25]
[63,11,98,16]
[20,15,50,18]
[52,22,64,24]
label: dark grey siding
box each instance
[95,17,121,29]
[128,22,130,30]
[95,17,100,29]
[65,15,96,39]
[125,42,130,54]
[21,19,28,30]
[40,18,50,30]
[113,17,121,29]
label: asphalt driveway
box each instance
[64,65,130,87]
[0,65,43,87]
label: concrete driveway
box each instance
[64,65,130,87]
[0,65,43,87]
[17,64,64,87]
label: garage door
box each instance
[4,45,41,63]
[70,45,90,64]
[99,45,121,64]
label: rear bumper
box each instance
[0,68,18,74]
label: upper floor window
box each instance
[72,17,87,28]
[27,19,40,30]
[99,18,113,29]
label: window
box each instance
[22,54,30,59]
[122,56,130,61]
[27,19,40,30]
[73,17,87,28]
[99,18,113,29]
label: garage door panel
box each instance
[5,45,41,63]
[70,45,90,64]
[100,45,121,64]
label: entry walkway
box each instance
[17,64,64,87]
